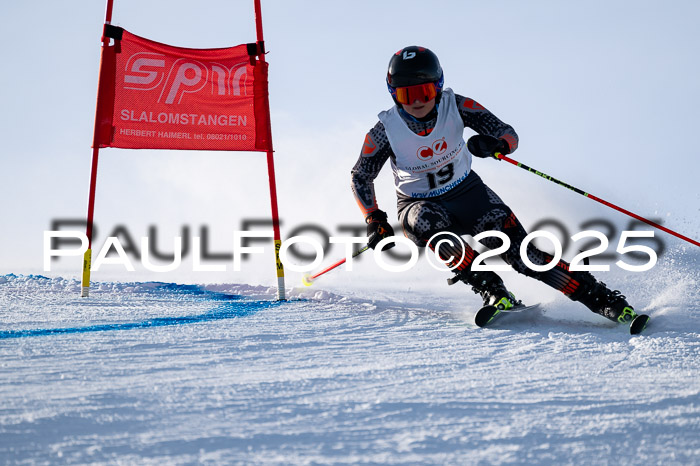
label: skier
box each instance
[351,45,641,328]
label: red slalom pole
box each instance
[303,246,370,286]
[253,0,286,300]
[494,152,700,248]
[81,0,116,297]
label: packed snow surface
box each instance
[1,250,699,464]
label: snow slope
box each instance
[1,247,699,464]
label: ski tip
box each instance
[630,314,650,335]
[475,305,500,328]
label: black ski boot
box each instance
[454,270,519,310]
[571,272,638,324]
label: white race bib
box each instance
[378,88,471,198]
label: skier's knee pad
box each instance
[401,202,453,241]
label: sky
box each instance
[0,0,698,290]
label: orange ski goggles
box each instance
[392,82,438,105]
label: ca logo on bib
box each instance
[416,137,448,161]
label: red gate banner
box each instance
[94,27,271,151]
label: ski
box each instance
[475,304,651,334]
[474,304,501,328]
[474,303,537,328]
[629,314,650,335]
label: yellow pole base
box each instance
[81,249,92,298]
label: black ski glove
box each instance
[365,209,395,250]
[467,134,511,159]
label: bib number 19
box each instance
[427,163,455,190]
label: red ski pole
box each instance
[494,152,700,248]
[302,246,370,286]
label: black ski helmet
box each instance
[386,46,444,103]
